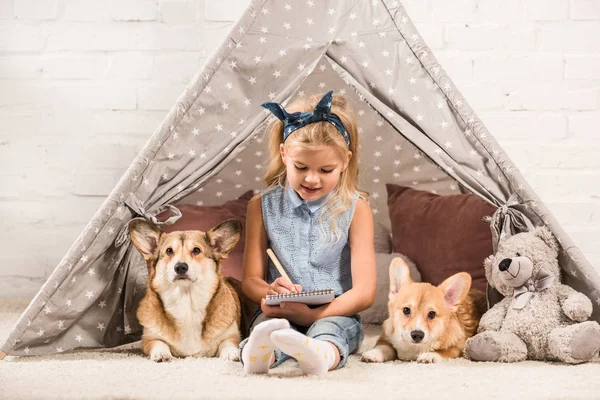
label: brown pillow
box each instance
[386,184,495,291]
[159,190,254,280]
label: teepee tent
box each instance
[2,0,599,358]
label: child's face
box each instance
[280,144,351,201]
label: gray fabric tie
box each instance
[512,270,554,310]
[490,193,535,252]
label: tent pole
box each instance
[0,350,6,360]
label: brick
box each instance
[413,23,444,49]
[537,143,600,168]
[106,52,153,80]
[43,144,141,171]
[0,109,165,139]
[47,24,204,51]
[71,170,125,196]
[473,54,564,82]
[445,24,536,51]
[401,1,433,22]
[0,171,73,198]
[528,171,600,199]
[0,23,48,51]
[1,198,102,226]
[0,225,82,278]
[494,142,542,170]
[430,0,476,22]
[0,56,43,79]
[566,55,600,80]
[110,0,157,21]
[14,0,60,20]
[477,0,525,23]
[566,87,598,110]
[434,51,473,81]
[136,84,186,110]
[205,0,248,22]
[570,0,600,20]
[0,277,44,298]
[0,1,14,19]
[461,84,508,110]
[201,21,234,54]
[538,22,600,51]
[42,55,110,80]
[151,53,204,83]
[507,83,566,110]
[0,82,137,110]
[546,201,600,227]
[479,111,568,140]
[569,112,600,138]
[159,1,198,24]
[63,0,110,21]
[525,0,569,20]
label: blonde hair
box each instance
[264,92,368,243]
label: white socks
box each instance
[271,328,337,375]
[241,318,289,374]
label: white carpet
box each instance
[1,297,600,400]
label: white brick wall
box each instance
[1,0,599,296]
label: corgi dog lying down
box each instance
[129,218,255,362]
[362,257,487,363]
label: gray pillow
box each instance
[373,220,392,254]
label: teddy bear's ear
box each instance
[533,226,558,251]
[483,255,495,287]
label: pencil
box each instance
[266,248,297,293]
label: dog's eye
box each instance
[403,307,411,316]
[166,248,173,256]
[516,252,521,257]
[192,247,201,255]
[427,311,436,320]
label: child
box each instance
[238,91,376,375]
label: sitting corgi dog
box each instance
[362,257,487,363]
[129,218,256,362]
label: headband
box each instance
[261,91,350,146]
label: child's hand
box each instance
[268,277,302,295]
[260,298,317,327]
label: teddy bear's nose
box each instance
[499,258,511,272]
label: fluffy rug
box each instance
[1,297,599,400]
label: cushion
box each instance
[386,184,496,292]
[159,190,254,280]
[373,220,393,254]
[359,253,421,324]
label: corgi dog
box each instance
[129,218,256,362]
[362,257,487,363]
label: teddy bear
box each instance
[465,226,600,364]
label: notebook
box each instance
[265,288,335,306]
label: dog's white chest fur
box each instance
[160,282,215,357]
[390,334,428,360]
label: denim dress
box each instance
[238,185,364,369]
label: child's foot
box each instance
[241,318,289,374]
[270,329,336,375]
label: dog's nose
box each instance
[174,262,188,275]
[410,330,424,343]
[499,258,511,272]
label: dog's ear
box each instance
[389,257,412,298]
[438,272,471,311]
[207,219,242,259]
[129,219,161,261]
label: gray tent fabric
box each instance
[2,0,600,357]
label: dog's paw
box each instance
[361,349,386,363]
[417,352,443,364]
[149,342,173,363]
[219,346,239,362]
